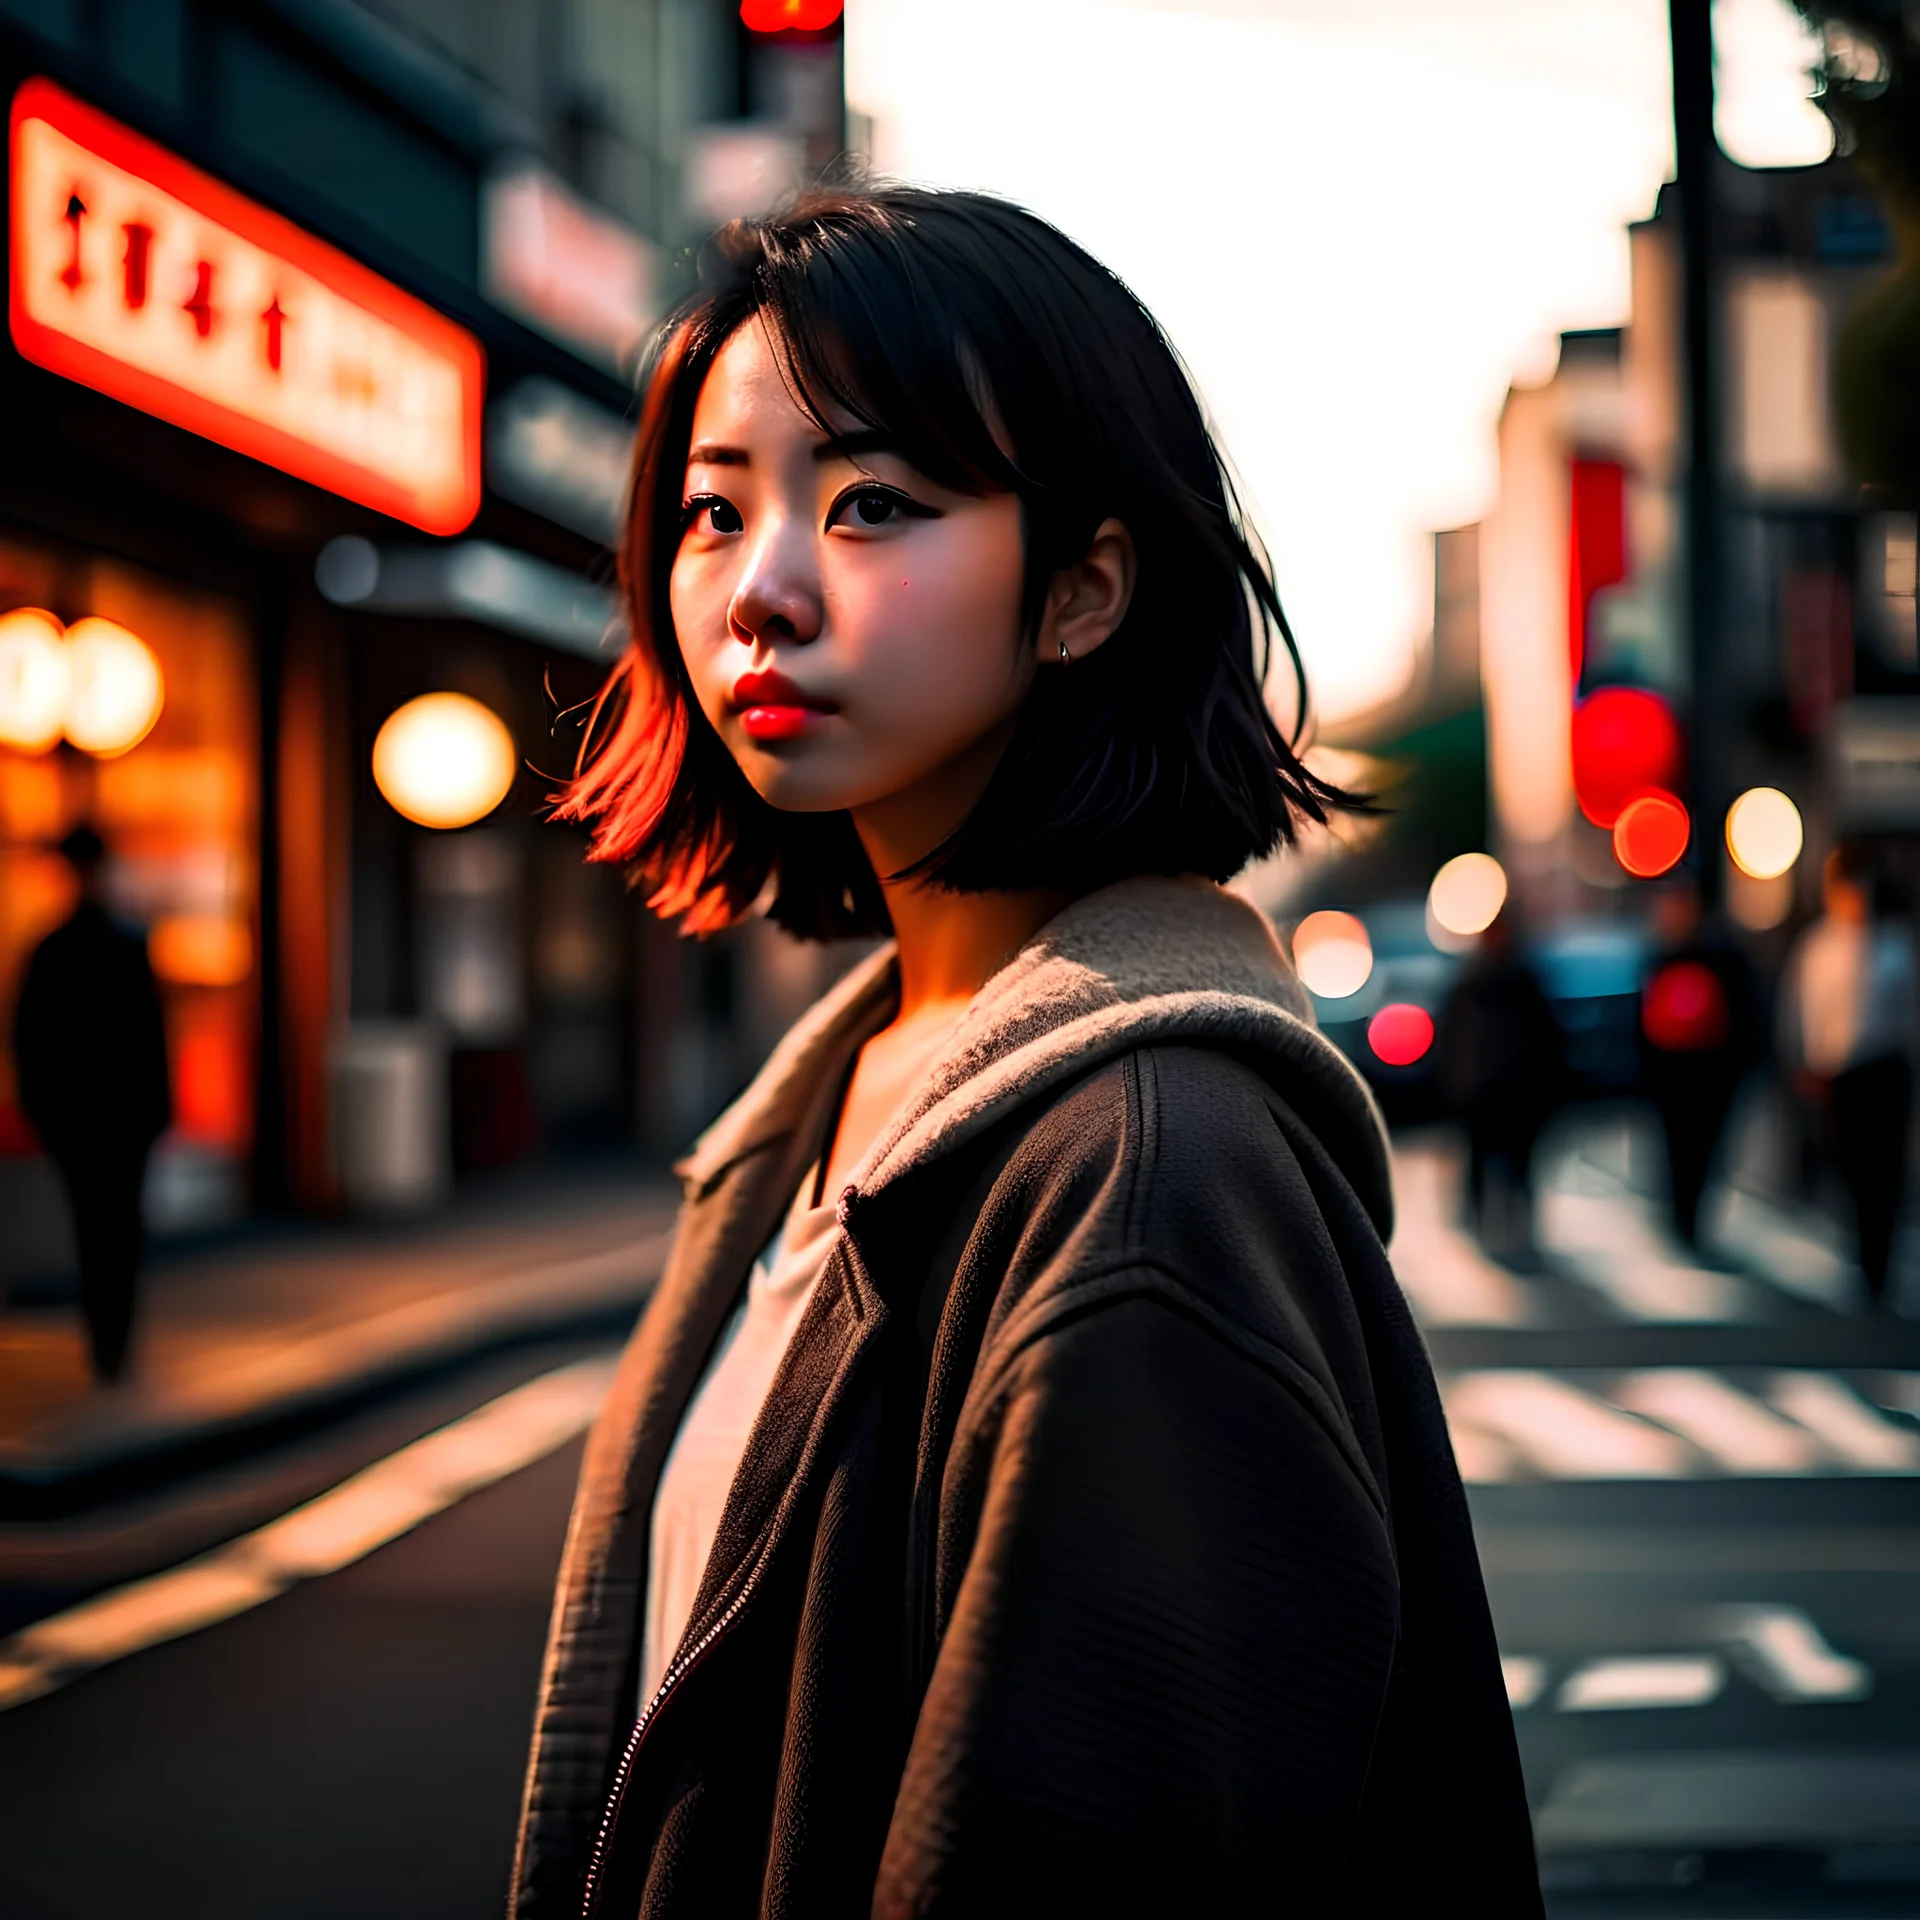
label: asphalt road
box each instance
[0,1434,582,1920]
[5,1114,1920,1916]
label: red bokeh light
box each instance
[740,0,843,28]
[1570,687,1682,829]
[1613,791,1690,878]
[1642,959,1730,1051]
[1367,1002,1436,1067]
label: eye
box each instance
[683,494,743,535]
[828,484,918,531]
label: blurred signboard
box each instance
[483,162,656,375]
[1834,699,1920,829]
[488,376,630,542]
[8,78,484,536]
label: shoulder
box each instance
[969,1042,1372,1357]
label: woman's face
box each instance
[669,322,1034,848]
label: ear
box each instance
[1035,518,1136,666]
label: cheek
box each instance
[849,510,1027,721]
[668,552,731,726]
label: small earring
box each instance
[1058,639,1071,665]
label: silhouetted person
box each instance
[11,825,170,1381]
[1782,846,1916,1307]
[1639,874,1762,1250]
[1435,908,1565,1256]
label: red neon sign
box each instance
[9,78,483,536]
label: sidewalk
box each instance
[0,1162,678,1510]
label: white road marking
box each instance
[1537,1190,1756,1323]
[1710,1189,1853,1310]
[1767,1373,1920,1472]
[1502,1654,1548,1709]
[1557,1654,1727,1712]
[0,1353,618,1713]
[1609,1370,1821,1474]
[1712,1605,1873,1703]
[1389,1144,1539,1328]
[1445,1369,1920,1482]
[1444,1371,1694,1479]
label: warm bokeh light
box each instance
[150,914,253,987]
[1427,852,1509,940]
[1368,1002,1435,1067]
[1725,785,1803,880]
[1613,790,1690,878]
[372,693,517,830]
[62,617,164,756]
[1291,909,1374,1000]
[1571,687,1683,829]
[0,607,69,753]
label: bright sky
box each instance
[847,0,1831,726]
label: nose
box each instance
[729,517,822,649]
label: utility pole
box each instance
[1671,0,1724,905]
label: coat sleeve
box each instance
[873,1282,1400,1918]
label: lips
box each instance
[731,668,836,744]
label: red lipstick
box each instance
[732,668,835,744]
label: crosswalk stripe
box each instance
[1445,1368,1920,1482]
[1609,1370,1820,1474]
[1766,1373,1920,1472]
[1556,1654,1727,1712]
[1445,1371,1693,1479]
[1713,1605,1873,1702]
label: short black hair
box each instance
[559,183,1355,939]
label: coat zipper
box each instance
[578,1558,767,1919]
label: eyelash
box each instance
[827,483,929,529]
[680,493,741,535]
[678,484,936,535]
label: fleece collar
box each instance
[677,875,1392,1238]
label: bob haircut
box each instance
[558,183,1352,940]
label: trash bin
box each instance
[329,1022,449,1214]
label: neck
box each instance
[849,727,1068,1021]
[874,869,1068,1019]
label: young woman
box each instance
[512,186,1538,1918]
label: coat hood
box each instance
[679,874,1392,1238]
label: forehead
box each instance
[688,320,854,451]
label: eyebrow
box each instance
[685,431,902,471]
[813,429,899,465]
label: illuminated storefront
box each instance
[0,5,826,1270]
[0,35,623,1261]
[0,542,258,1226]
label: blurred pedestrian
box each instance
[1638,873,1762,1250]
[1781,846,1917,1306]
[511,188,1538,1918]
[10,824,170,1381]
[1435,907,1565,1257]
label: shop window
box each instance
[0,538,257,1237]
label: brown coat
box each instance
[510,877,1540,1917]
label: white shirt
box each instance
[638,1173,844,1707]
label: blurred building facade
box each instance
[0,0,849,1268]
[1476,146,1905,929]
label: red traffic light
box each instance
[1570,686,1682,830]
[741,0,843,28]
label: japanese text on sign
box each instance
[8,78,483,535]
